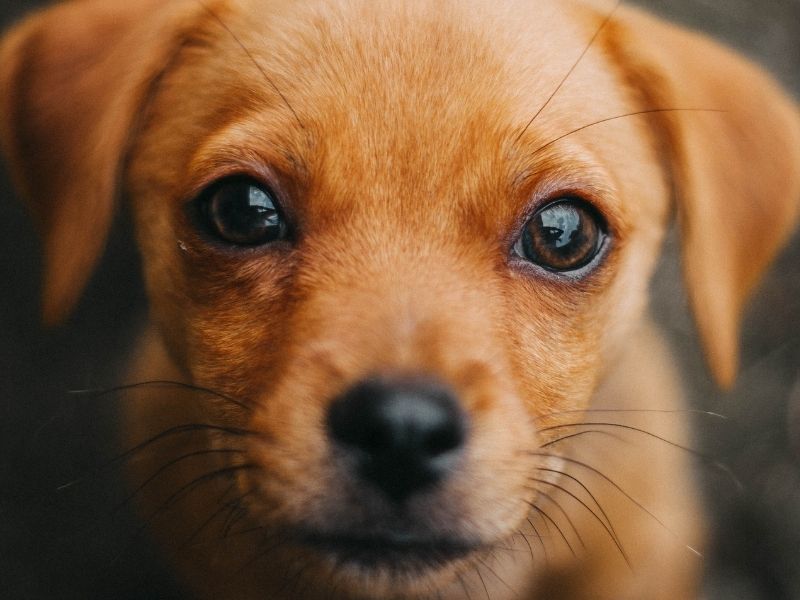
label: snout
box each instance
[327,376,468,503]
[237,251,541,588]
[286,375,480,573]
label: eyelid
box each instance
[188,166,292,215]
[180,155,296,212]
[509,156,622,241]
[509,236,611,282]
[184,167,274,204]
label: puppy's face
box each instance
[2,0,799,597]
[126,0,665,592]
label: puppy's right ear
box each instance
[609,6,800,388]
[0,0,205,324]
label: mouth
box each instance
[299,531,479,571]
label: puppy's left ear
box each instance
[0,0,205,324]
[609,6,800,388]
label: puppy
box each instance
[2,0,799,598]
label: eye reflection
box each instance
[514,199,606,272]
[539,203,582,249]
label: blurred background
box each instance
[0,0,798,598]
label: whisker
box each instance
[115,448,245,514]
[532,477,631,568]
[474,562,491,600]
[457,572,475,600]
[160,464,258,512]
[530,108,725,156]
[223,506,251,539]
[181,481,236,543]
[527,502,575,557]
[538,457,647,528]
[514,0,621,143]
[527,517,549,563]
[544,421,717,463]
[220,523,265,543]
[181,486,258,549]
[221,491,258,539]
[57,423,254,492]
[516,526,535,560]
[533,407,728,423]
[532,451,703,557]
[531,488,586,550]
[542,421,693,450]
[541,422,743,491]
[211,530,289,595]
[197,0,306,131]
[68,380,253,411]
[541,429,625,447]
[129,464,260,566]
[476,555,516,595]
[101,463,257,571]
[536,466,618,545]
[275,556,314,598]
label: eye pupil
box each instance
[202,178,287,246]
[516,199,604,272]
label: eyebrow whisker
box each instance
[197,0,306,131]
[514,0,621,144]
[530,108,726,157]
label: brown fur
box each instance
[1,1,799,598]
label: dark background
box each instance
[1,0,799,598]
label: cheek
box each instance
[598,227,668,357]
[501,278,609,425]
[185,265,297,400]
[135,218,297,394]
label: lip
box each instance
[299,531,479,570]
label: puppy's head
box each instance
[2,0,799,597]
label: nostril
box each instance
[326,376,468,502]
[424,420,464,456]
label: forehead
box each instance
[136,0,654,225]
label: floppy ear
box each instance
[609,7,800,388]
[0,0,204,324]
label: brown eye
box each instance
[514,199,606,272]
[198,177,287,246]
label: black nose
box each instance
[326,376,468,503]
